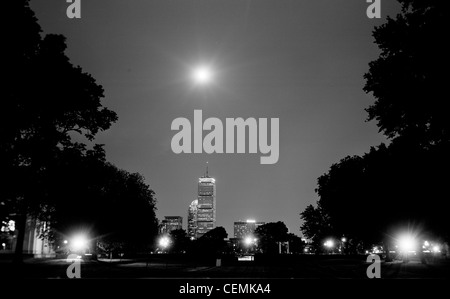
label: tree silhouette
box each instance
[300,203,332,252]
[47,150,159,256]
[301,0,450,253]
[169,229,189,254]
[364,0,449,147]
[254,222,288,254]
[362,0,450,244]
[200,226,228,241]
[2,0,117,262]
[190,227,228,257]
[286,233,305,254]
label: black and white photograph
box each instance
[1,0,449,296]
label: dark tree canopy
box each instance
[305,141,450,251]
[169,229,189,254]
[189,227,228,257]
[362,0,450,242]
[301,0,450,252]
[2,0,121,262]
[200,227,228,241]
[254,222,289,254]
[286,233,306,254]
[2,0,117,210]
[300,203,332,250]
[364,0,449,146]
[52,157,158,253]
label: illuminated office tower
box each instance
[187,199,198,240]
[196,167,216,239]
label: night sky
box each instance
[31,0,400,237]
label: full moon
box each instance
[192,66,213,85]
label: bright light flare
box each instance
[244,236,257,247]
[324,239,334,248]
[71,235,88,251]
[159,236,171,249]
[192,65,213,85]
[398,235,416,252]
[433,245,441,253]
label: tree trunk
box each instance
[13,206,27,264]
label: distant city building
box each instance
[196,168,216,239]
[234,219,265,239]
[160,216,183,234]
[187,199,198,239]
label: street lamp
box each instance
[244,236,254,247]
[397,233,417,262]
[340,237,347,255]
[243,236,258,254]
[158,236,171,252]
[324,239,334,254]
[71,235,88,252]
[324,239,334,248]
[398,235,416,253]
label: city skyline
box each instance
[164,169,269,239]
[30,0,401,237]
[4,0,450,287]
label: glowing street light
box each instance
[324,239,334,249]
[244,236,257,247]
[71,235,88,252]
[397,235,416,253]
[159,236,171,250]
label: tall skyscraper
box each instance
[187,199,198,240]
[195,167,216,239]
[234,219,265,239]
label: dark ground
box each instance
[1,254,450,279]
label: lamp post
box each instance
[158,236,171,253]
[324,239,334,254]
[397,234,416,263]
[158,235,171,268]
[244,236,258,254]
[341,237,346,254]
